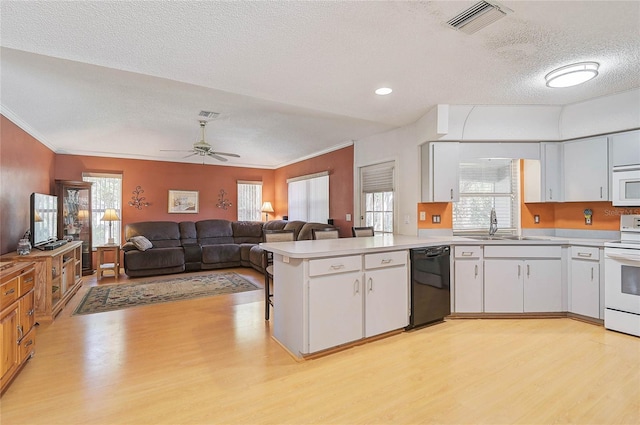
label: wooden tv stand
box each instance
[1,241,83,322]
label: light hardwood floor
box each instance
[1,268,639,425]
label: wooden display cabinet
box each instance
[0,241,83,322]
[56,180,93,275]
[1,261,36,395]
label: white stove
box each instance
[604,214,640,337]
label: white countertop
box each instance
[260,234,612,259]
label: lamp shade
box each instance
[261,202,274,213]
[33,211,44,222]
[101,208,120,222]
[77,209,89,219]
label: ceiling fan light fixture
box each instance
[545,62,599,88]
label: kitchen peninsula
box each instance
[262,234,442,358]
[262,234,611,359]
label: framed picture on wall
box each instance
[168,190,199,213]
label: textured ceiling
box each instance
[1,1,639,168]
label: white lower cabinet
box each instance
[363,251,408,338]
[454,246,483,313]
[280,251,409,356]
[483,246,562,313]
[569,246,601,319]
[308,270,363,353]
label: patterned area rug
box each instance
[73,272,260,315]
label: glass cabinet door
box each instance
[56,180,93,275]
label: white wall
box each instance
[353,89,640,236]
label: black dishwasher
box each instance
[407,246,451,329]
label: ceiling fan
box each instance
[162,120,240,162]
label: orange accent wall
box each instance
[274,146,354,238]
[54,154,276,243]
[417,203,452,229]
[1,115,56,254]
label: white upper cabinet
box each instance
[610,130,640,168]
[421,142,459,202]
[563,136,609,202]
[524,142,564,203]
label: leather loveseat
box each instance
[122,219,336,278]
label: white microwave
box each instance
[612,165,640,206]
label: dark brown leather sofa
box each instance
[122,219,336,278]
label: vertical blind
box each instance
[82,172,123,247]
[237,181,262,221]
[287,172,329,222]
[453,159,519,233]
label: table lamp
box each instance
[101,208,120,245]
[261,202,274,221]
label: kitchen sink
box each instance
[464,235,550,241]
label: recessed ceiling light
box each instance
[545,62,599,88]
[375,87,393,95]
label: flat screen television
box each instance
[30,192,58,248]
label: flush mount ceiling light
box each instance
[545,62,600,88]
[375,87,393,95]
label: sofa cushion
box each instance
[282,221,306,240]
[124,247,185,271]
[179,221,198,245]
[232,221,263,244]
[125,221,182,248]
[201,244,241,264]
[196,219,234,245]
[130,235,153,251]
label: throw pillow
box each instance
[121,242,137,252]
[130,236,153,251]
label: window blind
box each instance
[361,162,394,193]
[237,181,262,221]
[287,174,329,222]
[82,172,123,247]
[453,159,519,233]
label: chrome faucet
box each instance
[489,208,498,236]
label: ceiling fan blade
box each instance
[160,149,193,152]
[208,153,228,162]
[211,151,240,158]
[183,152,198,158]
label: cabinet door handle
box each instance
[354,279,360,295]
[330,264,345,270]
[474,265,478,277]
[600,187,603,198]
[27,309,34,316]
[24,338,34,348]
[368,277,373,292]
[17,325,23,341]
[4,288,15,296]
[518,265,521,278]
[381,259,392,264]
[549,189,553,200]
[527,264,530,277]
[577,252,592,258]
[450,189,454,200]
[462,252,473,257]
[591,267,594,281]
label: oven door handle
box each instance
[606,252,640,263]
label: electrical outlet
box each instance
[585,217,592,225]
[419,211,426,221]
[432,215,441,224]
[534,215,540,224]
[346,213,351,221]
[404,214,410,224]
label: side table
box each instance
[96,244,120,280]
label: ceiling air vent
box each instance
[198,110,219,120]
[446,1,507,35]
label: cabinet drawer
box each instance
[364,251,407,270]
[484,245,561,259]
[1,277,19,310]
[19,328,36,363]
[571,246,600,261]
[454,246,482,259]
[309,255,361,277]
[19,269,35,296]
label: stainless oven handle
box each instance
[606,252,640,263]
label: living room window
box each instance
[453,159,520,235]
[287,172,329,223]
[82,173,123,247]
[237,181,262,221]
[360,161,394,233]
